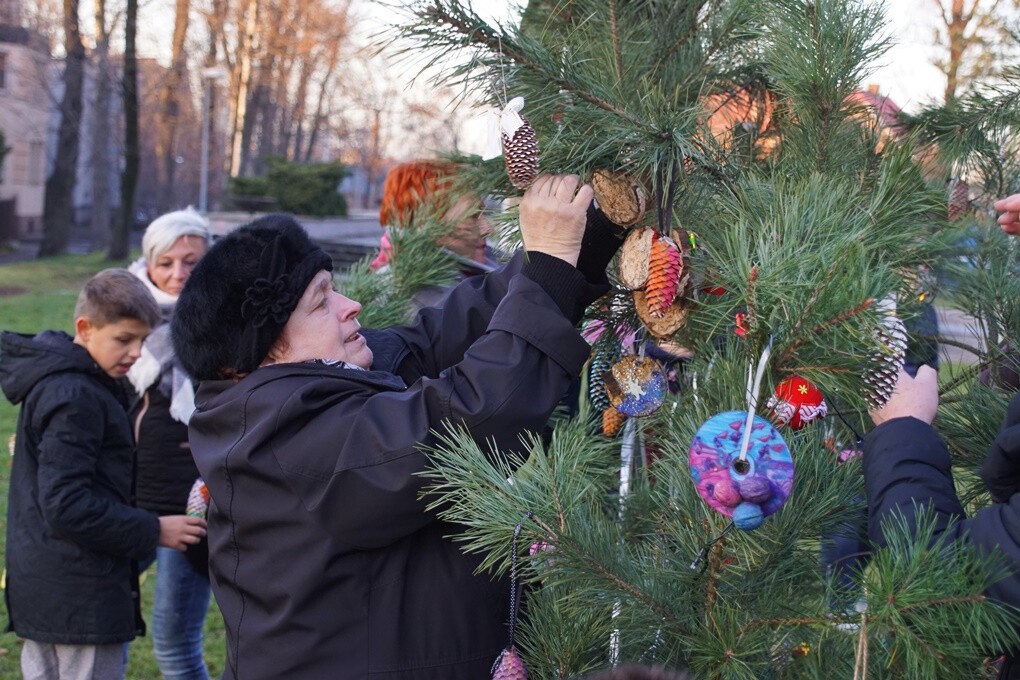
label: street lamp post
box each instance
[199,66,227,213]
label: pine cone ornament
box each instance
[948,178,969,221]
[492,645,528,680]
[588,348,618,412]
[645,232,683,317]
[499,97,540,189]
[602,406,625,437]
[865,301,907,408]
[633,288,689,339]
[186,477,210,518]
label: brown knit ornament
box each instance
[645,232,684,317]
[602,406,625,437]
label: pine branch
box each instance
[608,0,622,83]
[775,298,875,368]
[413,1,647,128]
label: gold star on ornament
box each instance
[798,385,808,395]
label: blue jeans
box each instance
[147,547,212,680]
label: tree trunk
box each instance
[38,0,85,258]
[944,0,965,104]
[109,0,138,260]
[89,0,111,252]
[157,0,192,212]
[304,38,340,163]
[230,0,260,178]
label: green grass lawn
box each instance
[0,253,226,678]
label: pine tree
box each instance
[385,1,1020,677]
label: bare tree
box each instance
[109,0,138,260]
[39,0,85,258]
[155,0,193,212]
[89,0,113,251]
[930,0,1020,103]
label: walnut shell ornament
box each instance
[591,169,647,227]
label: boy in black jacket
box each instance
[0,269,206,680]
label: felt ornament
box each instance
[734,312,749,337]
[767,376,828,430]
[603,355,668,417]
[688,411,794,531]
[497,98,540,189]
[591,169,648,227]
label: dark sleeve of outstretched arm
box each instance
[981,392,1020,503]
[864,415,1020,609]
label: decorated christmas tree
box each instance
[352,0,1020,676]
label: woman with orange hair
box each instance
[370,161,497,299]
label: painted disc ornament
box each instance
[689,411,794,530]
[766,376,828,430]
[603,355,667,417]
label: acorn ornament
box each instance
[499,97,540,189]
[767,376,828,430]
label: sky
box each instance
[350,0,949,156]
[119,0,949,158]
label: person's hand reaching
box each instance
[868,365,939,427]
[519,174,594,267]
[994,193,1020,235]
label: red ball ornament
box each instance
[767,376,828,430]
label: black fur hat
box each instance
[172,214,333,381]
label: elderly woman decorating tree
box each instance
[127,207,214,680]
[170,174,628,679]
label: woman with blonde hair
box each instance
[128,207,213,680]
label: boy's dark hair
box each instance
[74,268,161,329]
